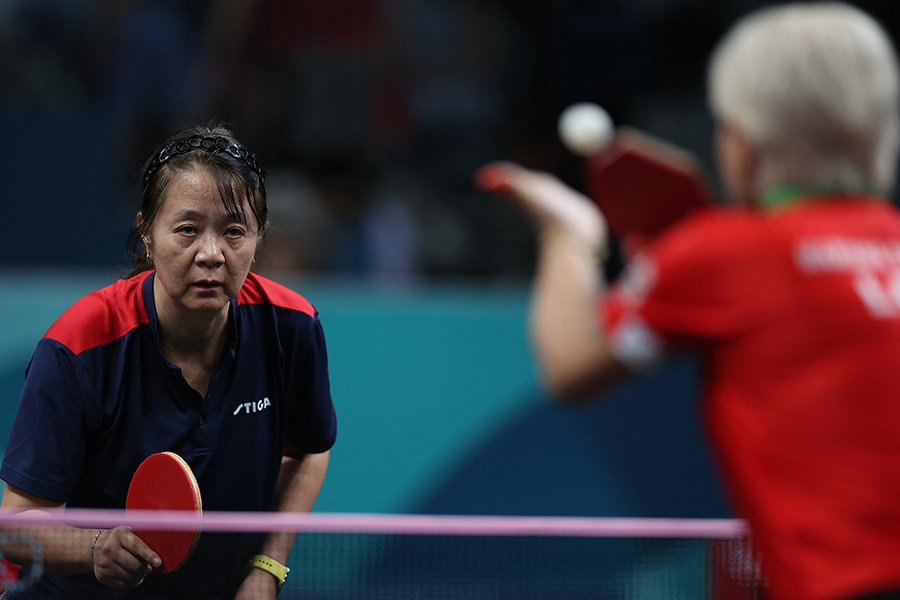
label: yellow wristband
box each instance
[248,554,290,593]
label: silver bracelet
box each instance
[90,529,107,570]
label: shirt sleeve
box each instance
[286,314,336,454]
[600,211,772,372]
[0,339,97,503]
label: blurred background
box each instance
[1,0,898,518]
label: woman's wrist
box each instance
[247,554,290,595]
[90,529,107,573]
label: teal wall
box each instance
[0,271,730,518]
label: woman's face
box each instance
[145,167,260,318]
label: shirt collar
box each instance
[760,184,883,211]
[141,271,159,336]
[140,271,239,355]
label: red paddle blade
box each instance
[583,127,715,241]
[126,452,202,573]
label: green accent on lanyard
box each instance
[760,185,879,210]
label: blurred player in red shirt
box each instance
[479,3,900,600]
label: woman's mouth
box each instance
[193,280,222,292]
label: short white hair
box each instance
[708,2,900,194]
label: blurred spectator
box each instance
[311,156,420,278]
[254,167,333,273]
[362,166,423,281]
[102,0,213,189]
[256,159,422,282]
[0,1,100,111]
[202,0,388,164]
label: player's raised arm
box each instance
[475,162,628,400]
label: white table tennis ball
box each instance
[558,102,614,156]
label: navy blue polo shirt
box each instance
[0,271,336,598]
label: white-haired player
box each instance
[479,3,900,600]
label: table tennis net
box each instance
[0,511,765,599]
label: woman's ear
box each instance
[138,213,154,263]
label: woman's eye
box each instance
[177,225,197,235]
[227,227,245,237]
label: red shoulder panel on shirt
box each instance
[237,272,316,316]
[43,272,152,355]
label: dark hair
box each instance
[125,124,268,277]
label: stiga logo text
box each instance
[234,397,272,415]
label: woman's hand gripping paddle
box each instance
[125,452,202,574]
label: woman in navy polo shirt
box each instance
[0,124,337,599]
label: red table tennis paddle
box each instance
[582,127,715,246]
[125,452,202,573]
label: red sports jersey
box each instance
[602,197,900,600]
